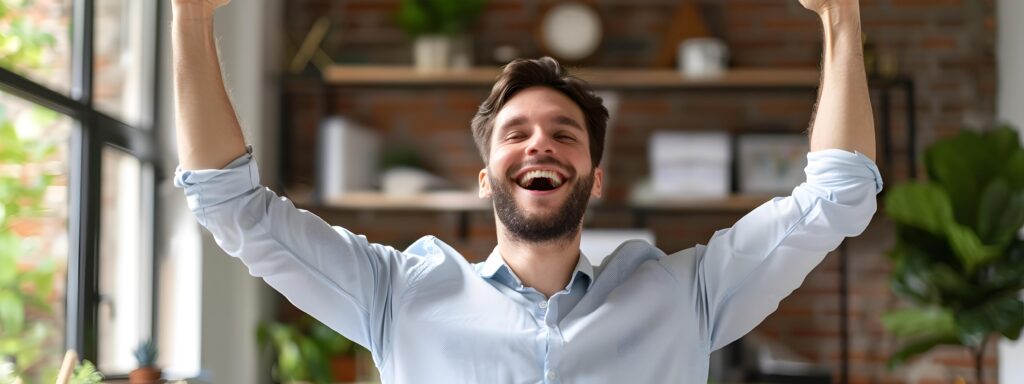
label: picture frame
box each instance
[736,133,809,195]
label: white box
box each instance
[317,116,380,201]
[648,131,731,197]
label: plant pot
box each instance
[413,35,452,73]
[330,356,358,382]
[128,366,162,384]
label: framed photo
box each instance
[736,133,809,195]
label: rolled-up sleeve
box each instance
[664,149,882,351]
[174,147,429,364]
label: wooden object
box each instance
[653,2,711,68]
[322,65,820,89]
[55,350,78,384]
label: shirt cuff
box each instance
[173,145,260,209]
[805,149,884,194]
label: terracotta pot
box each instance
[330,356,358,382]
[128,367,162,384]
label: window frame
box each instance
[0,0,162,374]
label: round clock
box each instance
[536,2,603,63]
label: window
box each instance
[0,0,160,379]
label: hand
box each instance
[798,0,859,15]
[172,0,230,20]
[173,0,231,8]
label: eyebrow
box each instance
[498,114,585,133]
[552,115,585,132]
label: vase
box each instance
[413,35,451,73]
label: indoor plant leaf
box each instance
[923,131,991,226]
[884,182,954,236]
[946,223,1000,274]
[882,307,956,338]
[887,332,960,369]
[976,179,1024,246]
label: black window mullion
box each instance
[66,118,102,366]
[67,0,99,364]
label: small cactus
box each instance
[132,339,158,368]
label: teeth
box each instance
[518,170,564,188]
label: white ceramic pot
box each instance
[414,35,452,73]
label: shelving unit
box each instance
[322,65,822,89]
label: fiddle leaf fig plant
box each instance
[882,125,1024,384]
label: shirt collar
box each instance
[479,247,595,291]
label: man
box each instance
[172,0,882,382]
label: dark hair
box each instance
[471,57,609,167]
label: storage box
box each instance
[317,116,380,201]
[648,131,731,197]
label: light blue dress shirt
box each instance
[174,148,882,384]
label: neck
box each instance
[495,224,582,298]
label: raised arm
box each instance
[172,0,247,170]
[801,0,876,161]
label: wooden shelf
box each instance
[322,65,822,89]
[291,190,769,213]
[629,194,773,212]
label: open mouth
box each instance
[516,170,565,192]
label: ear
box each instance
[478,168,492,198]
[591,167,604,199]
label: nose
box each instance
[525,129,555,155]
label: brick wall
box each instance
[279,0,1001,382]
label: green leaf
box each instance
[885,183,955,236]
[956,296,1024,343]
[976,180,1024,246]
[887,333,960,369]
[924,131,989,226]
[947,224,1001,274]
[0,289,25,333]
[882,307,956,338]
[1004,151,1024,190]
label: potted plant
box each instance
[70,360,103,384]
[396,0,486,72]
[257,315,366,384]
[882,125,1024,383]
[129,339,162,384]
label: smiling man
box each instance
[172,0,882,382]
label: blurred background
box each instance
[0,0,1021,383]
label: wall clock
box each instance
[536,2,603,63]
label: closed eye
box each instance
[556,134,577,143]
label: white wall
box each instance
[156,0,281,382]
[998,0,1024,383]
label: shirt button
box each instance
[546,370,556,380]
[539,301,548,309]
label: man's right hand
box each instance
[172,0,231,9]
[171,0,231,20]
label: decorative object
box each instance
[536,1,603,63]
[653,2,710,67]
[317,116,380,202]
[129,339,161,384]
[882,125,1024,384]
[679,37,729,77]
[647,131,731,198]
[257,315,366,384]
[396,0,486,72]
[736,133,809,195]
[288,17,332,75]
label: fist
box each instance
[173,0,231,10]
[798,0,858,15]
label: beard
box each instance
[489,168,595,244]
